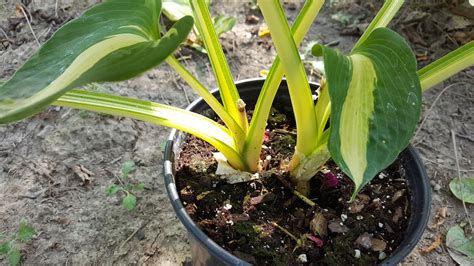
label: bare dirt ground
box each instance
[0,0,472,265]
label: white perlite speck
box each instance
[297,254,307,263]
[341,214,348,222]
[354,249,361,258]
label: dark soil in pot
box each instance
[166,79,430,265]
[176,115,411,265]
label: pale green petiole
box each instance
[314,80,331,140]
[189,0,248,136]
[243,0,325,172]
[418,41,474,91]
[165,56,245,143]
[352,0,404,51]
[54,89,247,170]
[257,0,319,162]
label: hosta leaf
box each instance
[162,0,193,21]
[0,0,193,124]
[313,28,421,196]
[162,0,212,22]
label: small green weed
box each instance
[0,220,35,266]
[106,160,144,210]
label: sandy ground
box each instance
[0,0,472,265]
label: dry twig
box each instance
[413,82,469,142]
[17,3,40,46]
[451,130,473,231]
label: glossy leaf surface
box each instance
[0,0,193,124]
[313,28,421,195]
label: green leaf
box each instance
[8,249,21,266]
[313,28,421,197]
[0,0,194,124]
[245,0,324,172]
[162,0,193,21]
[134,183,145,191]
[449,178,474,204]
[190,0,245,134]
[105,184,121,196]
[0,242,10,255]
[17,221,35,242]
[446,225,474,258]
[162,0,211,21]
[258,0,319,162]
[121,160,136,178]
[122,194,137,210]
[352,0,404,50]
[213,15,236,37]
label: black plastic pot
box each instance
[164,78,431,266]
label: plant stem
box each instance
[243,0,325,171]
[271,222,299,242]
[257,0,319,163]
[418,41,474,92]
[275,174,316,207]
[54,89,247,170]
[353,0,404,51]
[165,56,245,143]
[189,0,248,134]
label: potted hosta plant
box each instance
[1,0,472,264]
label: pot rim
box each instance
[164,78,431,265]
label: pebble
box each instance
[297,254,307,263]
[378,172,387,179]
[379,251,387,260]
[328,220,349,233]
[433,183,441,192]
[356,233,373,250]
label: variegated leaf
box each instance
[0,0,193,124]
[313,28,421,196]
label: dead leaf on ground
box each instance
[392,206,404,223]
[310,212,328,237]
[71,165,93,186]
[245,15,259,24]
[349,194,370,213]
[421,234,443,253]
[416,52,429,62]
[428,207,448,230]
